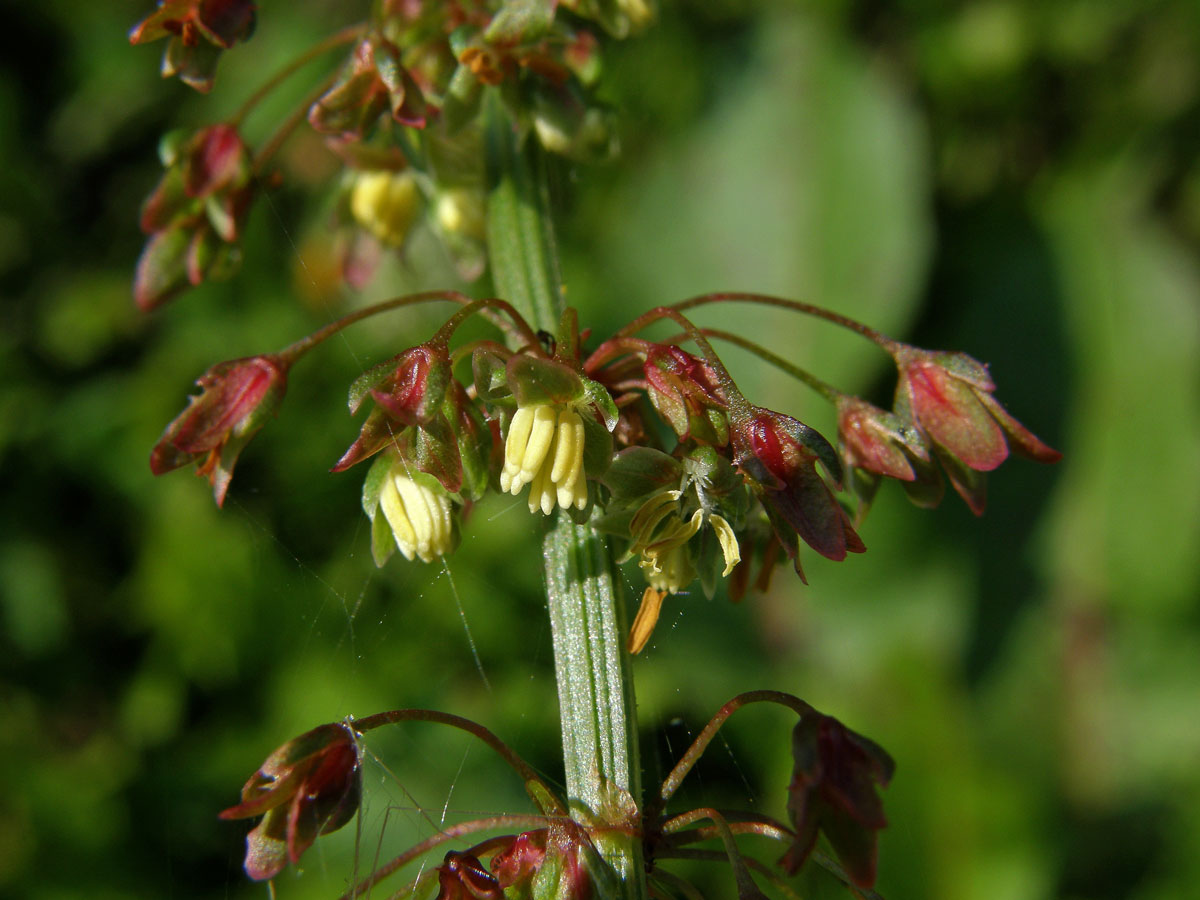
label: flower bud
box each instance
[129,0,257,92]
[308,37,426,137]
[500,403,589,514]
[135,125,253,309]
[735,409,864,578]
[350,170,422,247]
[643,345,728,445]
[219,722,361,881]
[895,347,1061,469]
[893,347,1061,513]
[782,712,894,889]
[150,354,288,506]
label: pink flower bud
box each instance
[150,354,287,506]
[896,348,1061,471]
[893,347,1061,513]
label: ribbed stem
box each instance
[486,94,647,899]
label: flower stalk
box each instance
[486,101,648,900]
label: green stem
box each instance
[485,95,564,335]
[673,292,899,351]
[485,93,647,900]
[694,327,842,404]
[230,22,365,128]
[354,708,565,815]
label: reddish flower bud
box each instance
[130,0,257,92]
[895,348,1060,470]
[837,397,929,482]
[309,37,426,139]
[734,410,864,578]
[836,396,940,520]
[219,722,361,881]
[894,347,1061,514]
[644,345,728,445]
[782,713,894,889]
[135,125,253,309]
[150,354,287,506]
[333,345,490,501]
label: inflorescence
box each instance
[151,290,1061,652]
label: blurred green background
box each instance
[2,1,1199,898]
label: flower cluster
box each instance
[134,124,255,310]
[150,294,1059,659]
[131,0,633,305]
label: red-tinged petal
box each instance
[129,2,193,44]
[308,70,387,137]
[976,392,1063,463]
[838,400,917,481]
[218,766,307,820]
[140,166,194,233]
[194,0,256,48]
[935,446,988,515]
[185,124,246,197]
[904,360,1008,471]
[332,408,400,472]
[169,357,281,454]
[134,228,191,310]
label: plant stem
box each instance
[230,22,365,128]
[485,93,647,900]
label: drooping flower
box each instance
[734,409,864,580]
[363,454,458,565]
[150,353,287,506]
[620,489,740,652]
[501,403,589,514]
[643,344,729,445]
[129,0,257,92]
[308,35,427,138]
[219,722,361,881]
[893,347,1061,513]
[836,396,938,521]
[782,712,894,889]
[134,124,254,309]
